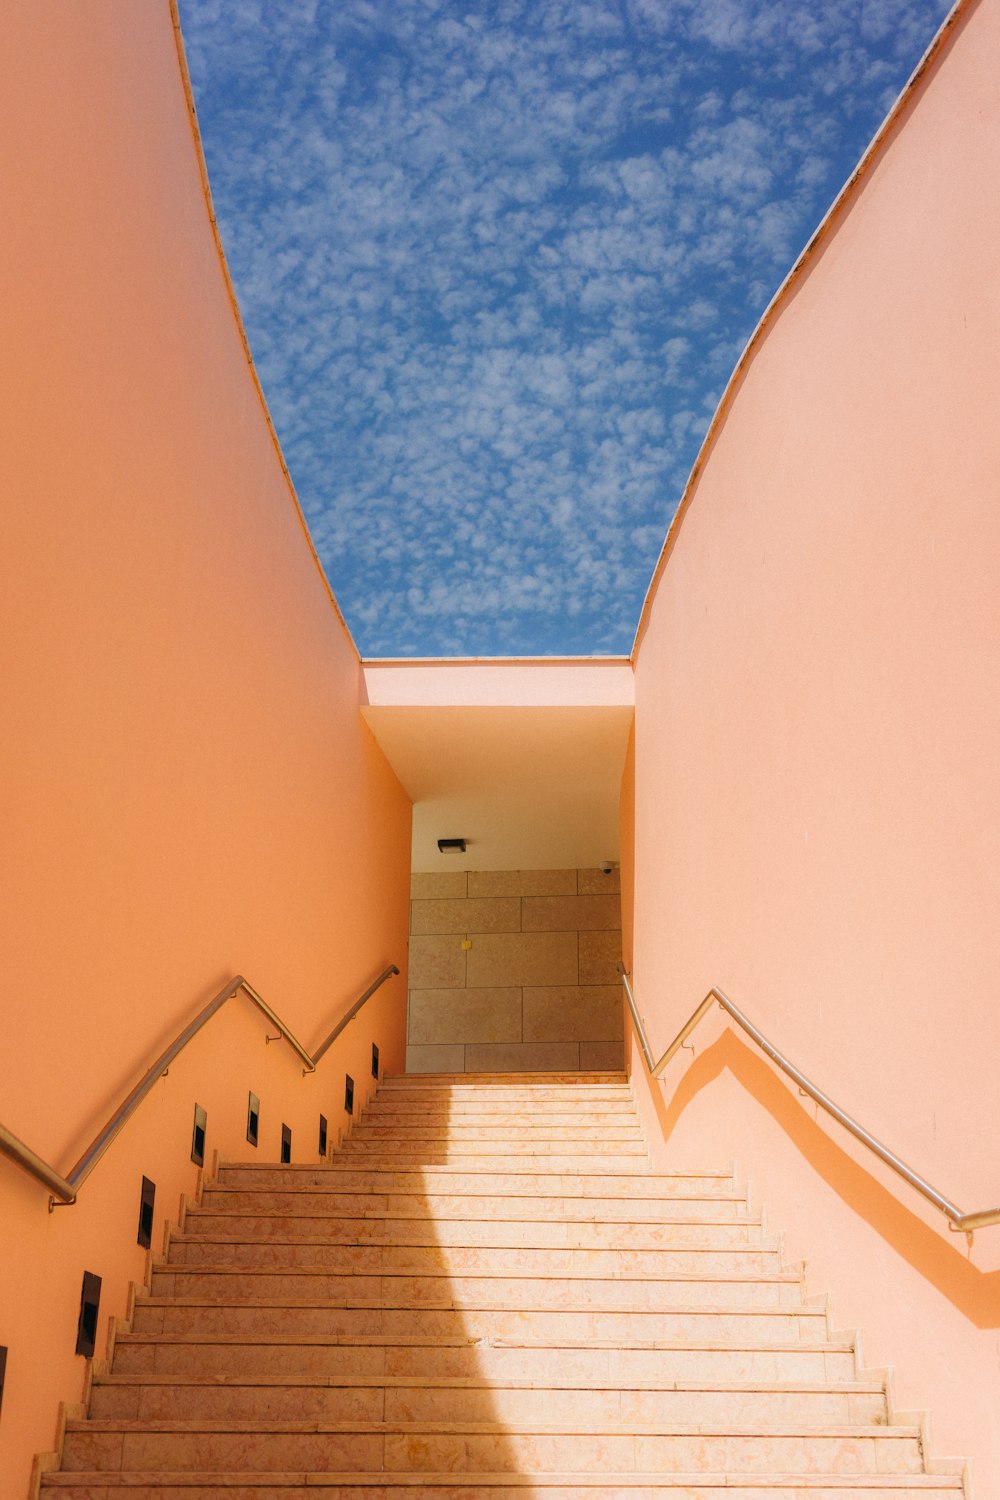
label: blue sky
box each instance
[179,0,951,658]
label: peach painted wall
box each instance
[0,5,410,1495]
[628,0,1000,1487]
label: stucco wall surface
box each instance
[628,0,1000,1486]
[0,5,410,1494]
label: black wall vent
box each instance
[281,1123,292,1164]
[371,1043,380,1079]
[344,1074,354,1115]
[0,1345,7,1421]
[247,1092,260,1148]
[191,1104,207,1167]
[318,1113,328,1157]
[137,1176,156,1249]
[75,1272,102,1358]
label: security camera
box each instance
[599,860,614,875]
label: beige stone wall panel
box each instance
[464,1041,582,1072]
[523,985,624,1042]
[410,871,468,899]
[409,987,522,1044]
[408,935,466,988]
[578,929,623,985]
[522,893,621,932]
[411,896,521,935]
[466,930,578,988]
[467,869,578,897]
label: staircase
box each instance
[43,1071,965,1498]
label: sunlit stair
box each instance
[41,1071,966,1498]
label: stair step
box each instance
[89,1373,886,1425]
[42,1072,961,1493]
[150,1266,803,1314]
[343,1125,647,1140]
[111,1335,858,1382]
[208,1171,735,1195]
[195,1193,751,1221]
[149,1267,804,1310]
[41,1472,967,1498]
[131,1299,827,1341]
[61,1419,924,1476]
[328,1153,651,1170]
[167,1238,783,1274]
[41,1470,971,1494]
[184,1215,769,1247]
[358,1105,641,1121]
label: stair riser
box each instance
[149,1271,802,1311]
[185,1216,768,1248]
[168,1242,783,1276]
[359,1106,640,1122]
[60,1428,923,1475]
[112,1342,857,1384]
[331,1154,650,1171]
[197,1194,748,1221]
[131,1305,826,1340]
[342,1126,648,1141]
[40,1482,967,1500]
[89,1384,886,1426]
[208,1173,735,1197]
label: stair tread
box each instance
[45,1074,962,1493]
[67,1418,919,1436]
[154,1265,798,1283]
[44,1473,962,1488]
[95,1374,883,1392]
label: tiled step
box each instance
[111,1334,860,1383]
[213,1167,734,1195]
[41,1068,963,1497]
[371,1098,638,1110]
[89,1373,887,1426]
[59,1419,924,1475]
[41,1474,967,1499]
[183,1213,770,1248]
[378,1072,628,1086]
[40,1474,967,1499]
[359,1105,641,1122]
[205,1170,734,1194]
[343,1125,647,1141]
[166,1236,784,1276]
[330,1152,651,1171]
[195,1192,751,1221]
[130,1297,827,1340]
[149,1266,804,1311]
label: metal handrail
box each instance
[618,964,1000,1235]
[0,964,400,1209]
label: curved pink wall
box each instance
[629,0,1000,1485]
[0,5,410,1493]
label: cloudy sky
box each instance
[179,0,951,658]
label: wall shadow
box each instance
[642,1028,1000,1327]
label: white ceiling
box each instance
[361,661,634,872]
